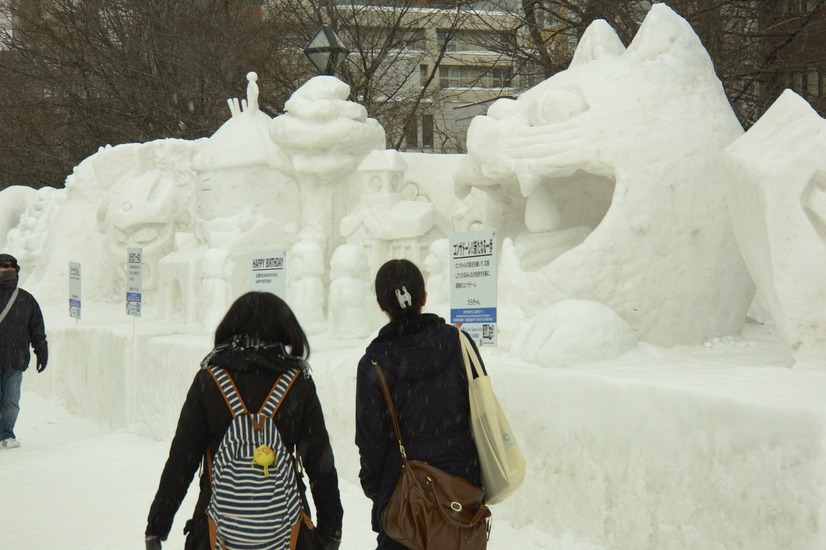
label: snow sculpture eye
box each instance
[529,89,587,126]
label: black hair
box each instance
[214,292,310,359]
[375,259,426,321]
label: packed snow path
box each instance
[0,391,593,550]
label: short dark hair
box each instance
[214,292,310,359]
[375,259,425,321]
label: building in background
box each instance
[760,0,825,117]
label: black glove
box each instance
[316,532,341,550]
[35,346,48,373]
[145,535,162,550]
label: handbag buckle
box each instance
[450,501,463,512]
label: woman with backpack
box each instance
[145,292,343,550]
[355,259,487,549]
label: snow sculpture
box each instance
[193,71,300,250]
[1,186,64,283]
[328,244,373,338]
[0,186,38,253]
[424,238,449,304]
[270,76,385,253]
[201,248,234,331]
[725,89,826,363]
[96,139,198,297]
[289,238,326,330]
[341,149,436,275]
[512,300,637,368]
[457,4,754,346]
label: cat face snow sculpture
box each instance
[457,4,754,346]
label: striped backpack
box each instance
[206,366,302,550]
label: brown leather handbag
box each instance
[373,360,491,550]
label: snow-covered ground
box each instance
[3,302,825,549]
[2,387,589,550]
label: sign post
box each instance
[449,228,497,346]
[249,250,287,298]
[126,248,142,317]
[69,261,81,320]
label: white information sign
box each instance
[126,247,142,317]
[249,250,287,298]
[69,261,81,319]
[449,228,497,346]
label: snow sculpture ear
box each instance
[624,4,713,72]
[569,19,625,68]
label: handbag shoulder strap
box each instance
[0,287,19,325]
[459,329,487,380]
[371,360,408,461]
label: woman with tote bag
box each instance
[355,259,489,550]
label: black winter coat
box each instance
[0,281,48,372]
[146,345,343,547]
[355,313,482,535]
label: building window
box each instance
[420,64,429,86]
[490,67,513,88]
[439,65,513,89]
[791,70,823,100]
[405,119,418,149]
[437,29,515,53]
[422,115,434,149]
[439,66,462,88]
[404,28,425,50]
[809,69,822,98]
[437,30,457,52]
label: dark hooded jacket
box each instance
[0,254,47,372]
[355,313,482,533]
[146,341,343,548]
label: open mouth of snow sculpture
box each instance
[514,172,614,271]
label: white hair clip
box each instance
[395,286,412,309]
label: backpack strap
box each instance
[207,366,300,419]
[207,366,248,418]
[259,368,300,418]
[0,287,19,326]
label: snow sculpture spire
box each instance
[227,71,260,118]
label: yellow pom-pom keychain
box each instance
[252,444,276,476]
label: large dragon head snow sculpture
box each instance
[456,4,754,345]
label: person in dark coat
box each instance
[145,292,343,550]
[355,259,485,550]
[0,253,48,450]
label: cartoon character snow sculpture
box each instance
[96,140,198,294]
[725,90,826,363]
[457,4,754,346]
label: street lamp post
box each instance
[303,25,349,76]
